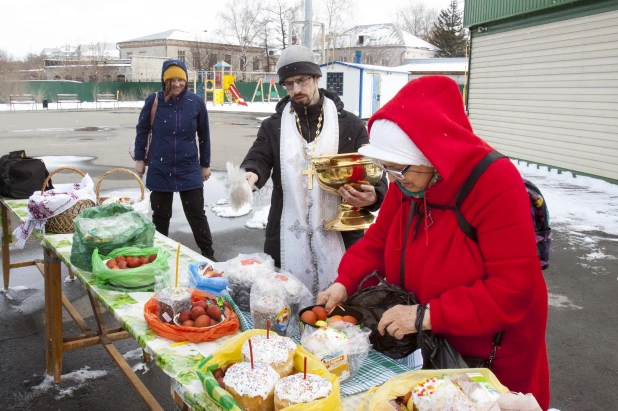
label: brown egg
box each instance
[342,315,358,325]
[403,392,412,405]
[301,310,317,325]
[127,257,142,268]
[194,315,211,328]
[178,310,192,324]
[216,376,225,389]
[311,306,328,321]
[106,260,118,269]
[139,256,149,265]
[193,300,208,310]
[213,368,225,379]
[191,306,206,320]
[115,256,126,263]
[117,260,128,269]
[182,320,195,327]
[148,254,157,263]
[327,315,343,323]
[111,266,119,270]
[206,305,222,322]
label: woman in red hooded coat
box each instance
[317,76,550,410]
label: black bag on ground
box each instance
[344,272,420,359]
[0,150,53,199]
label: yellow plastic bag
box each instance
[356,368,509,411]
[197,329,343,411]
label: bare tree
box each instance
[217,0,264,73]
[316,0,354,50]
[394,0,438,42]
[189,39,213,71]
[265,0,302,50]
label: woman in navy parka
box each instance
[134,60,215,260]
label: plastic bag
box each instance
[70,203,155,271]
[188,261,228,296]
[100,190,151,216]
[301,322,371,382]
[356,368,509,411]
[143,288,240,343]
[226,253,276,311]
[250,271,312,337]
[344,272,419,359]
[91,246,170,292]
[197,329,343,411]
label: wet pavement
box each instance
[0,109,616,410]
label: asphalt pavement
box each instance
[0,107,616,410]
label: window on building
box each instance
[127,52,133,57]
[208,53,218,69]
[253,57,260,71]
[178,50,186,63]
[116,74,126,82]
[327,72,344,96]
[358,35,365,45]
[224,54,232,65]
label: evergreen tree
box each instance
[429,0,466,57]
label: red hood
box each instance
[368,76,494,204]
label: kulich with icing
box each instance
[241,334,296,377]
[223,362,280,411]
[302,326,349,357]
[274,373,332,410]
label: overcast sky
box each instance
[1,0,459,58]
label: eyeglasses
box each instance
[281,76,313,90]
[372,161,436,181]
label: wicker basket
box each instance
[43,167,96,234]
[95,168,145,206]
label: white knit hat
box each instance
[359,119,433,166]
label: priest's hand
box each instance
[377,304,432,340]
[135,160,145,177]
[316,283,348,312]
[245,172,258,189]
[338,184,377,207]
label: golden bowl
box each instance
[311,153,383,231]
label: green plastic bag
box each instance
[70,203,155,271]
[92,246,170,292]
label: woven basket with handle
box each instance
[95,168,145,206]
[42,167,96,234]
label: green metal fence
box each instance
[1,81,287,104]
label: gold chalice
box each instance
[311,153,383,231]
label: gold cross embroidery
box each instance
[302,163,316,190]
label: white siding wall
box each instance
[468,9,618,180]
[319,66,361,115]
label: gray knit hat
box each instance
[276,45,322,83]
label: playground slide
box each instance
[228,84,248,106]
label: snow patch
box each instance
[212,203,252,218]
[245,206,270,229]
[122,348,144,361]
[548,293,583,310]
[31,366,107,399]
[581,250,617,261]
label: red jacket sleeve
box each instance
[335,182,400,295]
[430,160,543,336]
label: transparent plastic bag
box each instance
[300,322,372,382]
[188,261,228,296]
[250,271,313,337]
[70,203,155,271]
[92,246,170,292]
[225,253,276,311]
[100,190,151,216]
[154,287,192,324]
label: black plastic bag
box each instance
[0,150,53,199]
[415,304,475,369]
[344,272,419,359]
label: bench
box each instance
[95,93,118,109]
[9,94,36,111]
[56,94,82,110]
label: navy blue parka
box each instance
[135,60,210,192]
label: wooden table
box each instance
[1,198,372,410]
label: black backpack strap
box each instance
[454,151,506,242]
